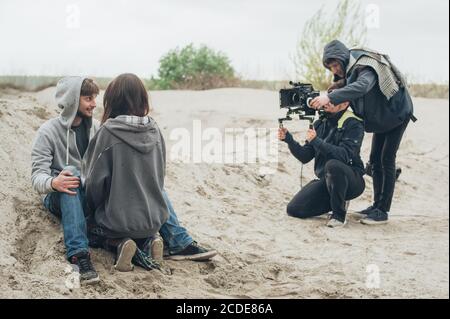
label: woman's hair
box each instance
[102,73,150,124]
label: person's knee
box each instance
[60,187,82,198]
[286,202,308,219]
[369,151,382,165]
[324,159,344,175]
[59,189,84,210]
[382,154,396,168]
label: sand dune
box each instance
[0,87,448,298]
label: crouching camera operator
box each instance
[278,97,366,228]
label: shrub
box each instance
[153,44,238,90]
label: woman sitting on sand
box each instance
[83,73,217,272]
[82,73,168,271]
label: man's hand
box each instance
[310,95,330,109]
[278,128,288,141]
[51,170,80,195]
[306,128,317,143]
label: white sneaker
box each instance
[326,218,347,228]
[150,237,164,262]
[114,238,137,272]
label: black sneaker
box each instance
[356,205,377,216]
[70,252,100,284]
[361,208,389,225]
[166,242,217,261]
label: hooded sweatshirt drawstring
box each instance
[66,128,70,166]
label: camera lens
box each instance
[292,93,300,104]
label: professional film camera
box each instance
[278,82,321,129]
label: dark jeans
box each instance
[88,232,154,253]
[88,190,194,254]
[88,226,154,252]
[369,119,409,213]
[44,188,194,259]
[287,160,366,222]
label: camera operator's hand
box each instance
[306,128,317,143]
[310,95,330,109]
[278,128,288,141]
[51,170,80,196]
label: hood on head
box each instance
[104,117,161,154]
[323,40,350,70]
[55,76,86,128]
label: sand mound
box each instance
[0,88,448,298]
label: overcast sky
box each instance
[0,0,448,82]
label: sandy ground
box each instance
[0,87,448,299]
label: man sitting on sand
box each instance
[279,93,366,228]
[31,76,217,284]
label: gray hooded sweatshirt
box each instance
[31,76,100,196]
[82,116,169,239]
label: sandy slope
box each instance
[0,87,448,298]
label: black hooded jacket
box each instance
[323,40,414,134]
[283,110,365,179]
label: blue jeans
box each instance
[44,188,193,258]
[160,191,194,254]
[44,188,90,259]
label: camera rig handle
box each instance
[299,115,315,129]
[278,116,292,129]
[279,112,316,129]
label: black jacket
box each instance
[283,111,365,179]
[323,40,414,134]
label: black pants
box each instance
[88,225,152,253]
[287,160,365,222]
[369,119,409,213]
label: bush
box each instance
[152,44,239,90]
[292,0,367,90]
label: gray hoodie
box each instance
[31,76,100,195]
[83,116,169,239]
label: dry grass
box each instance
[0,76,113,92]
[239,80,449,99]
[0,76,58,92]
[1,76,448,99]
[408,83,449,99]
